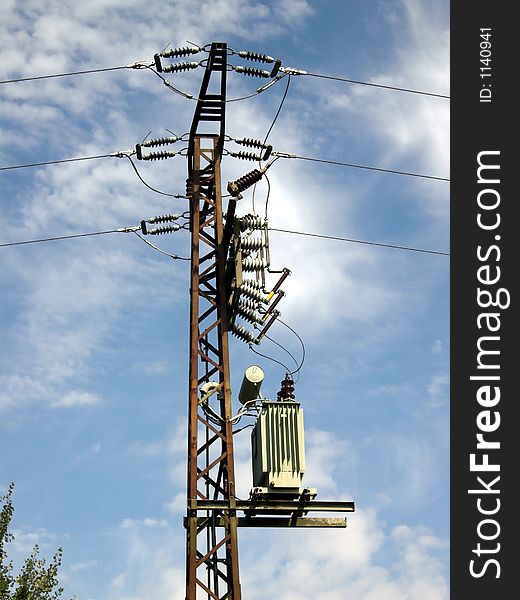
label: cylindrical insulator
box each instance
[239,280,266,303]
[240,237,265,251]
[141,136,178,148]
[147,214,180,224]
[186,180,193,197]
[238,51,274,64]
[148,224,180,235]
[237,214,263,231]
[277,374,295,400]
[235,138,269,149]
[236,305,263,325]
[141,150,177,161]
[231,323,259,345]
[229,150,263,162]
[161,46,201,58]
[227,169,264,197]
[237,297,259,311]
[161,61,199,73]
[234,65,270,78]
[242,257,267,272]
[240,236,264,250]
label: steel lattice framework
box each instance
[183,41,355,600]
[185,43,242,600]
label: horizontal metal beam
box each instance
[185,517,347,528]
[235,517,347,528]
[192,500,355,513]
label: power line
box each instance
[263,75,291,145]
[0,228,137,248]
[0,149,448,182]
[251,74,291,216]
[1,225,449,256]
[277,318,306,382]
[248,343,293,376]
[133,231,189,261]
[124,154,186,198]
[149,65,287,103]
[0,154,113,172]
[269,227,449,256]
[0,63,150,85]
[302,71,450,99]
[278,154,449,182]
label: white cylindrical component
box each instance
[238,215,263,231]
[230,323,258,344]
[242,257,267,272]
[240,236,264,251]
[240,279,266,303]
[238,365,264,405]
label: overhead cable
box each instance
[1,225,448,256]
[274,153,450,182]
[0,227,138,248]
[124,154,186,198]
[282,68,449,99]
[248,343,293,375]
[0,154,115,172]
[277,318,306,380]
[269,227,449,256]
[0,62,151,85]
[0,152,448,184]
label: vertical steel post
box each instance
[185,42,242,600]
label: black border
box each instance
[451,3,514,597]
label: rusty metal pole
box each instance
[185,136,242,599]
[184,43,242,597]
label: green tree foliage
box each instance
[1,484,64,600]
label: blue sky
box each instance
[0,1,449,598]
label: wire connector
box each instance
[126,61,154,69]
[271,151,297,159]
[280,66,308,76]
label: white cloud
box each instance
[11,527,57,555]
[120,517,168,529]
[70,559,97,572]
[432,339,443,354]
[52,390,100,408]
[426,373,448,408]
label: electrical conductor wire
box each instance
[124,154,184,198]
[281,154,450,182]
[268,227,449,256]
[1,226,449,256]
[248,343,292,376]
[0,228,135,247]
[303,71,450,99]
[251,75,290,215]
[148,65,286,103]
[264,333,299,373]
[133,232,189,261]
[0,66,130,85]
[0,154,113,172]
[277,318,306,381]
